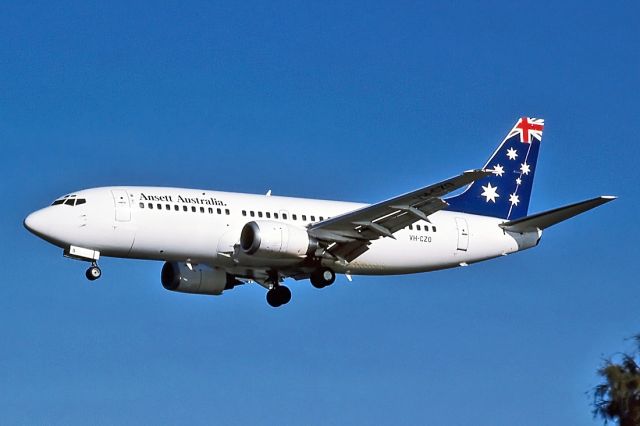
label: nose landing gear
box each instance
[63,245,102,282]
[86,263,102,281]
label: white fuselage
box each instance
[25,186,541,277]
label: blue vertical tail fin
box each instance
[446,117,544,220]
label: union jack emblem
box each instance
[507,117,544,143]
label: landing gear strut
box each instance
[266,285,292,308]
[86,263,102,281]
[310,267,335,289]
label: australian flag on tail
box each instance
[446,117,544,220]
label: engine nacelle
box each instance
[240,220,317,258]
[161,262,237,295]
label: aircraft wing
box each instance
[308,169,491,263]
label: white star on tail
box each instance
[509,193,520,206]
[506,148,518,160]
[492,164,505,177]
[481,183,499,203]
[516,177,522,185]
[520,162,531,175]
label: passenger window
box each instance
[200,207,205,213]
[258,212,263,218]
[266,212,271,218]
[409,225,413,230]
[157,203,162,209]
[208,208,213,214]
[250,211,255,217]
[183,205,188,212]
[139,202,144,208]
[191,206,196,212]
[302,215,307,221]
[432,226,437,232]
[292,214,297,220]
[416,225,421,231]
[166,204,170,210]
[217,208,222,214]
[174,205,179,211]
[283,213,288,220]
[148,203,153,209]
[225,209,230,215]
[311,215,316,221]
[274,213,279,219]
[319,216,324,221]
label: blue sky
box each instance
[1,1,638,424]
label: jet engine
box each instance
[161,262,238,295]
[240,220,318,258]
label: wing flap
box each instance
[328,240,372,263]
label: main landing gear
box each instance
[310,267,335,289]
[263,267,336,307]
[85,263,102,281]
[266,285,291,308]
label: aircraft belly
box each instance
[347,230,457,274]
[129,216,220,262]
[74,216,136,258]
[345,214,520,275]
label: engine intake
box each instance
[240,220,317,258]
[161,262,239,295]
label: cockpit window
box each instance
[51,195,86,206]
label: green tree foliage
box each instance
[593,335,640,426]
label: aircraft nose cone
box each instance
[24,209,48,237]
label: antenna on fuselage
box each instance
[266,190,272,196]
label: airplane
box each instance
[24,118,615,307]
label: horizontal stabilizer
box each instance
[499,196,616,233]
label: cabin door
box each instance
[455,217,469,251]
[111,189,131,222]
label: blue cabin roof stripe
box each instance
[446,117,544,220]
